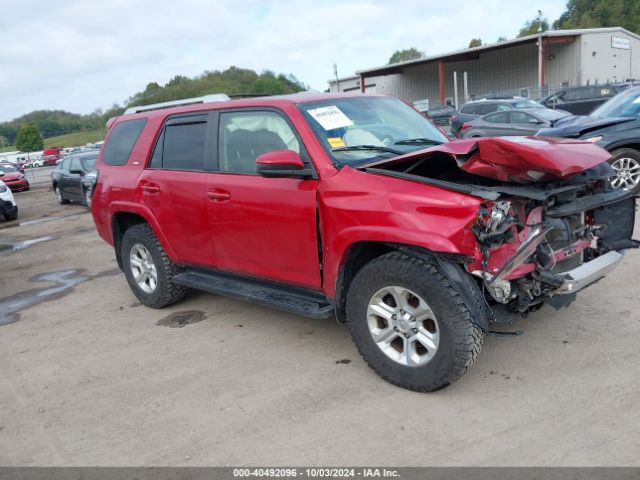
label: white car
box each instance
[0,180,18,221]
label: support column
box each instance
[360,74,365,93]
[538,36,545,90]
[438,61,445,104]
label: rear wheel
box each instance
[609,148,640,195]
[54,185,69,205]
[121,224,187,308]
[346,252,484,392]
[4,208,18,221]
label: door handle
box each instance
[207,190,231,201]
[142,184,160,195]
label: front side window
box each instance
[299,96,447,166]
[218,111,301,174]
[69,157,82,172]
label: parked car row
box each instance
[447,85,640,194]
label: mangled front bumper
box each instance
[554,250,624,294]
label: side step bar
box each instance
[173,268,334,319]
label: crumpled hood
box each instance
[537,115,636,137]
[360,136,612,183]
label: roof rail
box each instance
[123,93,231,115]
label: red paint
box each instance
[0,170,29,191]
[91,93,613,301]
[363,136,612,183]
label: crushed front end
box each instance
[362,136,639,323]
[468,165,638,321]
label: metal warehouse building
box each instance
[329,27,640,109]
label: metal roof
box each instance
[353,27,640,78]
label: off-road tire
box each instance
[346,252,484,392]
[121,223,187,308]
[54,185,69,205]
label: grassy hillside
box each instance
[43,129,107,148]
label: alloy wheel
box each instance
[367,286,439,367]
[611,156,640,191]
[129,243,158,293]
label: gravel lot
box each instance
[1,181,639,466]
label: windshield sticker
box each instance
[307,106,354,130]
[327,137,346,148]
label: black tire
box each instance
[121,223,187,308]
[608,148,640,195]
[346,252,484,392]
[54,185,69,205]
[4,208,18,221]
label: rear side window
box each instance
[102,119,147,166]
[484,112,509,123]
[148,114,208,171]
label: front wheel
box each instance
[609,148,640,195]
[346,252,484,392]
[121,224,187,308]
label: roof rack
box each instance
[123,93,231,115]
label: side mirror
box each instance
[69,169,83,175]
[256,150,315,179]
[0,171,4,177]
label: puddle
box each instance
[0,236,55,252]
[0,268,121,326]
[156,310,207,328]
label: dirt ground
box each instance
[1,182,639,466]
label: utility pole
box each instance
[333,63,339,92]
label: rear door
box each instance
[477,111,511,136]
[137,113,212,267]
[204,108,322,289]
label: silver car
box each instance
[460,108,570,138]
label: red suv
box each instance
[91,93,637,391]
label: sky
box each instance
[0,0,568,122]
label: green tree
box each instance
[496,36,508,42]
[388,48,424,64]
[553,0,640,32]
[468,38,482,47]
[15,122,44,152]
[518,16,550,37]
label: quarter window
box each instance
[218,111,300,174]
[103,119,147,166]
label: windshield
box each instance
[299,96,448,166]
[590,88,640,118]
[0,164,18,173]
[512,99,544,109]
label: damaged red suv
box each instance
[91,93,638,392]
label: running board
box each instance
[173,268,334,319]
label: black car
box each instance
[538,85,622,115]
[450,98,547,137]
[51,152,98,206]
[537,86,640,194]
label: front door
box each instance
[206,109,321,290]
